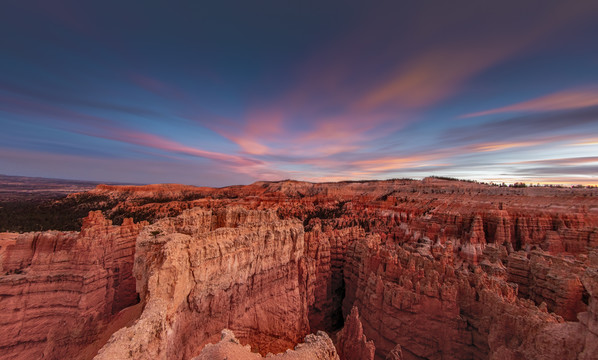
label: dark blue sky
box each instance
[1,1,598,186]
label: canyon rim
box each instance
[1,178,598,359]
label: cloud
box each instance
[3,2,598,186]
[98,130,263,166]
[512,165,598,176]
[0,83,165,119]
[571,138,598,146]
[506,156,598,166]
[443,106,598,145]
[471,141,547,153]
[0,146,252,186]
[212,1,598,179]
[463,87,598,118]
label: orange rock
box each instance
[2,179,598,360]
[0,211,146,360]
[335,306,375,360]
[192,329,340,360]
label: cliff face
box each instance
[342,234,467,359]
[2,178,598,360]
[507,251,587,320]
[341,233,597,360]
[335,306,375,360]
[96,207,310,360]
[578,251,598,360]
[0,211,145,360]
[192,329,340,360]
[304,222,364,331]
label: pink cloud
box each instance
[87,128,263,167]
[211,2,594,172]
[0,146,253,186]
[463,87,598,118]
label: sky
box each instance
[1,1,598,186]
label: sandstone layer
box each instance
[335,306,375,360]
[96,207,310,360]
[192,329,339,360]
[2,178,598,360]
[0,211,145,360]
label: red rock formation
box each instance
[335,306,375,360]
[3,178,598,360]
[96,207,310,360]
[343,234,468,359]
[305,221,364,331]
[507,250,587,320]
[0,211,145,360]
[341,230,598,360]
[577,250,598,360]
[192,329,340,360]
[385,344,404,360]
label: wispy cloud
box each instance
[444,106,598,145]
[209,1,598,178]
[95,129,262,166]
[3,2,598,185]
[506,156,598,166]
[463,87,598,118]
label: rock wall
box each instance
[341,231,598,360]
[335,306,375,360]
[578,251,598,360]
[0,211,145,360]
[343,235,467,360]
[95,207,310,360]
[3,179,598,360]
[507,250,587,320]
[304,221,364,331]
[192,329,339,360]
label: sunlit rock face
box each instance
[335,306,375,360]
[192,329,340,360]
[2,178,598,360]
[96,207,311,360]
[0,211,146,360]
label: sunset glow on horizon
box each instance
[1,1,598,186]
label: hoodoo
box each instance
[1,179,597,360]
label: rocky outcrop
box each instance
[3,178,598,360]
[335,306,375,360]
[577,250,598,360]
[342,231,598,360]
[192,329,340,360]
[343,234,467,359]
[385,344,404,360]
[96,207,310,360]
[305,221,364,331]
[0,211,145,360]
[506,250,587,320]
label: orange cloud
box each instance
[117,131,260,165]
[572,137,598,146]
[356,47,499,111]
[463,87,598,118]
[77,128,264,169]
[473,141,545,152]
[505,156,598,166]
[353,155,435,172]
[354,2,592,113]
[223,112,388,161]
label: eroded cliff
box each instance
[0,211,145,360]
[96,207,310,359]
[2,178,598,360]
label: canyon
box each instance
[1,178,597,359]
